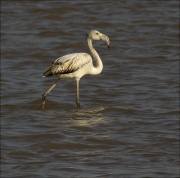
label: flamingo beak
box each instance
[107,40,110,49]
[100,34,110,49]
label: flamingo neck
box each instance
[87,37,103,75]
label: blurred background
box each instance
[1,1,179,178]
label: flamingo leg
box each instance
[76,79,81,107]
[42,79,61,109]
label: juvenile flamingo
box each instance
[42,30,110,108]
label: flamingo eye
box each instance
[96,32,99,35]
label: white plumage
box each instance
[42,30,110,108]
[43,53,92,78]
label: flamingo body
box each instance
[43,53,93,79]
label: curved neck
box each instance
[87,37,103,75]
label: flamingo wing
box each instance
[43,53,91,77]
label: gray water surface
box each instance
[1,1,179,178]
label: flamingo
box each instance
[42,30,110,108]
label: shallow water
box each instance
[1,1,179,178]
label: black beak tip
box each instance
[108,45,110,49]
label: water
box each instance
[1,1,179,177]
